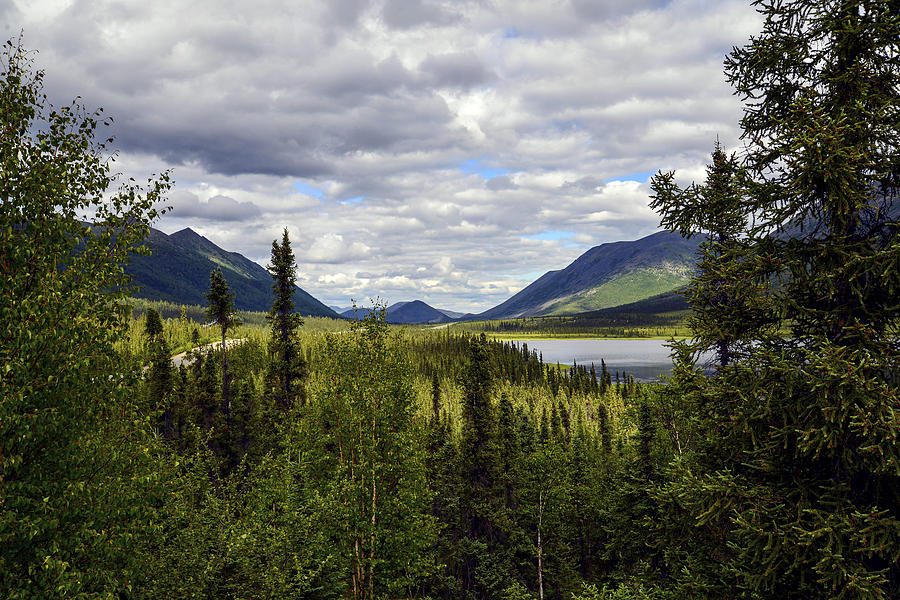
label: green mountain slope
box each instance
[477,231,700,319]
[537,264,692,315]
[126,227,339,317]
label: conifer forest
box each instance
[2,1,899,599]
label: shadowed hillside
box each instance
[127,227,339,317]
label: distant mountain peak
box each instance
[171,227,201,238]
[126,226,339,317]
[477,230,700,319]
[341,299,454,324]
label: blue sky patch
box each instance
[343,196,364,204]
[294,182,325,199]
[460,157,509,181]
[524,230,575,241]
[606,170,656,184]
[503,27,520,38]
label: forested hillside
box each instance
[127,226,339,317]
[2,1,899,599]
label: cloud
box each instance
[486,175,517,190]
[302,233,372,264]
[381,0,459,29]
[571,0,671,22]
[419,52,495,89]
[10,0,763,311]
[170,192,262,221]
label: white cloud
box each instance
[9,0,763,312]
[303,233,372,264]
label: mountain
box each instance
[341,300,453,324]
[576,290,690,317]
[387,301,453,324]
[126,227,339,317]
[477,230,701,319]
[436,308,467,319]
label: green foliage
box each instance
[0,37,173,597]
[651,142,772,368]
[144,306,164,340]
[571,582,662,600]
[206,267,238,408]
[266,227,306,409]
[206,267,237,333]
[9,2,899,596]
[297,308,438,600]
[649,2,900,598]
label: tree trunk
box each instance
[221,326,229,415]
[537,489,544,600]
[369,401,377,600]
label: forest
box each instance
[1,1,898,599]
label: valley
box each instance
[130,226,700,326]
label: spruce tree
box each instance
[144,307,164,342]
[650,142,771,369]
[458,333,504,597]
[148,336,174,434]
[653,2,900,597]
[206,267,236,412]
[266,227,305,409]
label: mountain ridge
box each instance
[341,300,453,324]
[126,227,339,317]
[476,230,701,319]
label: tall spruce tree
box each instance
[206,268,237,413]
[458,333,504,597]
[653,2,900,598]
[144,307,164,342]
[650,142,771,369]
[266,228,305,410]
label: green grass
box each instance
[450,310,691,339]
[537,267,692,315]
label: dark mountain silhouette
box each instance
[126,227,339,317]
[341,300,453,324]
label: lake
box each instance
[507,338,678,382]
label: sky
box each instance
[5,0,763,313]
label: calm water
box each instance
[508,338,678,382]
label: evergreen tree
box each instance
[653,2,900,597]
[266,227,305,410]
[206,268,237,413]
[144,307,164,342]
[457,333,505,598]
[148,336,174,435]
[142,306,172,420]
[650,142,762,368]
[431,369,442,421]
